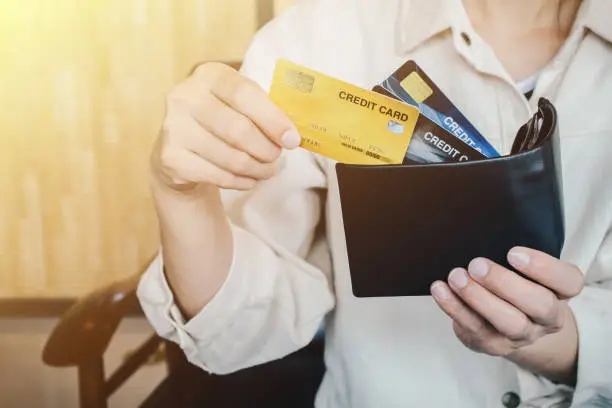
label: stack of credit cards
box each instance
[269,59,500,165]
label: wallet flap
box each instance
[511,98,558,154]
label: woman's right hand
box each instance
[151,62,301,192]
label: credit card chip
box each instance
[285,69,315,93]
[401,72,433,103]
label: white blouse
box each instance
[137,0,612,407]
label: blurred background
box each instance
[0,1,293,406]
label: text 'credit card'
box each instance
[270,59,420,165]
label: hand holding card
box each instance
[269,59,420,165]
[270,59,489,166]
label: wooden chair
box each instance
[42,253,325,408]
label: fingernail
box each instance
[448,268,468,290]
[468,258,489,279]
[508,249,530,269]
[281,129,301,149]
[431,282,450,300]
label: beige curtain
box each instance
[0,0,292,298]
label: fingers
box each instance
[431,281,487,334]
[507,247,584,299]
[444,268,537,343]
[452,321,513,357]
[157,62,298,191]
[209,66,300,149]
[432,250,584,359]
[194,93,282,163]
[431,281,514,356]
[159,147,256,191]
[465,258,562,328]
[169,114,277,180]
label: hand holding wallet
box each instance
[336,98,564,297]
[268,59,564,298]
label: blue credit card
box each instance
[372,85,486,164]
[380,61,500,158]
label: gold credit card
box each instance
[269,59,420,165]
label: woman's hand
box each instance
[151,62,300,193]
[148,63,300,318]
[431,247,585,384]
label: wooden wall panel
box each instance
[0,0,294,298]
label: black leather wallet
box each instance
[336,98,564,297]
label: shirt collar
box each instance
[394,0,471,55]
[395,0,612,55]
[579,0,612,44]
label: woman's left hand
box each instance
[431,246,584,382]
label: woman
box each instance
[138,0,612,406]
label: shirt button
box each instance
[460,32,472,46]
[501,391,521,408]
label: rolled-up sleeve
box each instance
[138,202,334,374]
[137,3,335,375]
